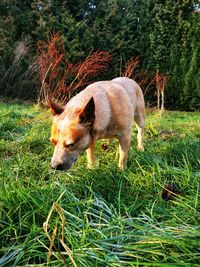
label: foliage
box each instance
[0,0,199,110]
[36,33,111,104]
[0,102,200,266]
[182,11,200,110]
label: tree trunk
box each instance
[157,89,160,111]
[161,90,164,115]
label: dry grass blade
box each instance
[0,35,32,93]
[59,238,78,267]
[43,200,76,267]
[46,215,58,265]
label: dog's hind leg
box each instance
[118,134,131,170]
[86,142,96,169]
[134,113,145,152]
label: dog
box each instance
[48,77,145,171]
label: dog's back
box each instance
[65,77,144,133]
[111,77,145,116]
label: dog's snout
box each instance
[51,154,78,171]
[51,156,65,170]
[54,163,65,171]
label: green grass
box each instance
[0,101,200,266]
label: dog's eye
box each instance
[64,142,74,149]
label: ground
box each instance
[0,101,200,266]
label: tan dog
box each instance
[48,77,145,171]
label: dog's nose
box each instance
[51,157,65,170]
[55,163,65,170]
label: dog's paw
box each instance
[118,162,125,170]
[137,146,144,152]
[87,163,95,169]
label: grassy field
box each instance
[0,101,200,267]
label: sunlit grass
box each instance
[0,102,200,266]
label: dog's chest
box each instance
[95,124,123,139]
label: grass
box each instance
[0,101,200,266]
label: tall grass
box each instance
[0,102,200,266]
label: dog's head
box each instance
[48,97,95,171]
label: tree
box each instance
[182,10,200,110]
[135,0,199,110]
[0,0,199,109]
[155,70,168,114]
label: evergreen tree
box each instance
[182,10,200,109]
[135,0,199,109]
[0,0,199,109]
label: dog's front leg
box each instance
[86,142,96,169]
[118,135,131,170]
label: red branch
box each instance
[123,56,140,78]
[36,33,111,104]
[65,50,111,96]
[123,57,155,96]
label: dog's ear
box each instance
[79,97,95,126]
[48,98,64,115]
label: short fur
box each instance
[49,77,145,170]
